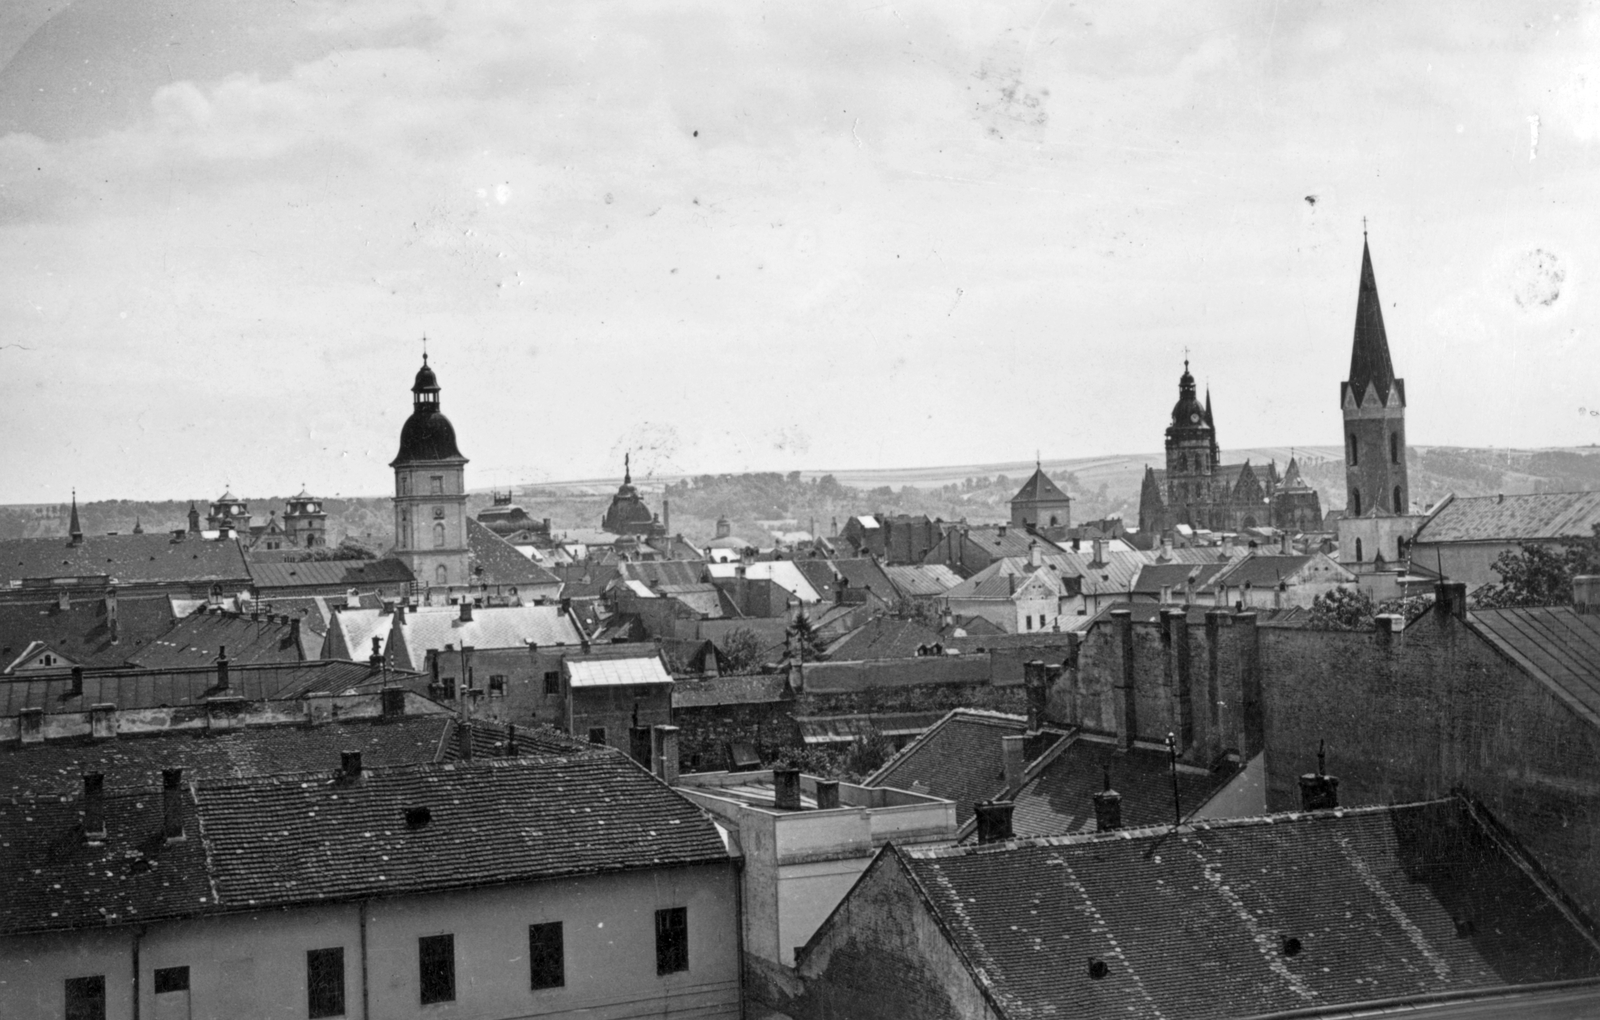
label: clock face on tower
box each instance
[1189,413,1200,423]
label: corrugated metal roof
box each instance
[565,655,672,688]
[883,564,963,597]
[1469,606,1600,722]
[1415,491,1600,544]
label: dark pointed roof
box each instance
[1011,467,1070,506]
[391,356,465,467]
[1346,238,1401,406]
[68,492,82,543]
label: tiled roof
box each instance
[1130,562,1228,596]
[672,674,790,708]
[1414,491,1600,544]
[883,564,963,598]
[1205,554,1315,591]
[621,560,709,588]
[0,533,251,587]
[0,595,177,671]
[1011,468,1071,505]
[825,617,944,661]
[999,735,1238,839]
[247,557,414,590]
[894,798,1600,1019]
[1469,606,1600,723]
[465,518,561,588]
[867,709,1043,825]
[656,583,732,619]
[322,607,393,662]
[0,661,407,715]
[945,559,1069,601]
[392,604,584,654]
[831,558,898,600]
[0,752,727,937]
[706,561,823,603]
[565,654,673,688]
[129,610,309,668]
[951,526,1064,561]
[239,595,333,637]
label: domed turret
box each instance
[1168,361,1208,431]
[390,351,470,588]
[391,354,465,466]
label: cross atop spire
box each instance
[68,488,83,545]
[624,451,631,485]
[421,334,428,362]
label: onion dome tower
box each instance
[390,354,469,588]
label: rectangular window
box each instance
[588,727,607,745]
[64,976,105,1020]
[306,948,345,1019]
[529,922,565,990]
[489,674,506,696]
[430,475,444,495]
[153,966,190,995]
[418,934,455,1005]
[544,670,561,695]
[655,907,688,975]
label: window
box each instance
[399,475,410,496]
[41,653,56,667]
[430,475,444,495]
[489,674,506,696]
[1390,432,1399,465]
[1355,538,1364,562]
[655,907,689,975]
[433,522,446,548]
[1351,490,1362,517]
[65,976,105,1020]
[1025,615,1033,631]
[1393,486,1402,513]
[153,966,189,995]
[435,564,448,585]
[588,727,607,745]
[1049,515,1058,527]
[529,922,565,990]
[1348,433,1358,466]
[307,948,345,1019]
[544,670,561,695]
[418,934,455,1004]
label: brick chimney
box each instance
[773,767,802,810]
[457,720,474,760]
[653,725,681,784]
[1022,659,1048,731]
[57,589,70,612]
[459,601,474,623]
[162,768,185,841]
[1092,537,1106,566]
[974,800,1015,843]
[83,772,106,841]
[215,646,230,690]
[105,587,119,643]
[369,636,384,669]
[1298,741,1339,810]
[69,666,84,698]
[1092,767,1122,831]
[1433,582,1468,621]
[1002,734,1026,796]
[815,779,841,809]
[340,750,363,779]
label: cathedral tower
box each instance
[390,355,469,588]
[1164,361,1217,529]
[1340,237,1408,517]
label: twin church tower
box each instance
[1139,235,1409,543]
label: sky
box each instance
[2,0,1599,504]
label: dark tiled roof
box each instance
[1130,562,1228,596]
[0,661,410,715]
[129,610,308,668]
[868,710,1055,825]
[897,799,1600,1019]
[0,596,177,670]
[240,595,333,637]
[1206,554,1315,591]
[1469,606,1600,723]
[825,617,944,661]
[1010,468,1071,505]
[621,560,709,588]
[466,518,560,588]
[1,751,725,936]
[672,674,790,707]
[247,557,414,590]
[830,558,898,599]
[0,534,250,586]
[954,527,1063,561]
[883,564,962,598]
[1002,735,1237,839]
[1414,492,1600,544]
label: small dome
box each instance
[392,410,464,465]
[1169,363,1207,429]
[413,355,439,394]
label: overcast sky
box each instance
[2,0,1598,503]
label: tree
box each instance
[1306,587,1377,630]
[718,627,765,674]
[789,610,823,659]
[1476,543,1575,608]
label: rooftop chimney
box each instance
[1575,576,1600,615]
[815,779,841,810]
[974,799,1015,844]
[459,601,474,623]
[1092,538,1107,565]
[69,666,84,698]
[215,646,230,690]
[1298,741,1339,811]
[380,686,405,719]
[340,750,363,779]
[105,588,119,643]
[1002,734,1025,796]
[1434,582,1468,621]
[1092,767,1122,831]
[457,720,474,760]
[57,589,70,612]
[652,725,681,784]
[773,767,802,810]
[83,772,106,841]
[1022,660,1048,731]
[162,768,185,841]
[369,636,383,668]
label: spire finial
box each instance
[421,334,428,363]
[624,451,631,485]
[1362,216,1367,239]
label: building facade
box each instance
[390,355,470,588]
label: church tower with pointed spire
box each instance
[1340,235,1408,518]
[390,353,470,588]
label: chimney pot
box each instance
[162,768,185,840]
[340,750,363,778]
[1092,768,1123,831]
[773,767,802,810]
[652,725,681,784]
[974,799,1015,843]
[215,646,230,690]
[69,666,84,697]
[457,720,474,760]
[815,779,841,810]
[459,601,473,623]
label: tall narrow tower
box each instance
[390,355,470,588]
[1340,237,1408,517]
[1164,360,1216,529]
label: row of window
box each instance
[427,671,545,701]
[59,909,690,1019]
[1348,485,1403,517]
[396,513,454,550]
[1348,431,1402,468]
[397,474,449,496]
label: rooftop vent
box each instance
[1087,957,1109,980]
[340,751,363,779]
[404,806,432,830]
[1283,937,1303,957]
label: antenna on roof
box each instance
[1166,732,1181,826]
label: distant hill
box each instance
[9,445,1600,549]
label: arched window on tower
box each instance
[1178,453,1187,472]
[433,522,446,548]
[1349,434,1359,467]
[1355,538,1364,562]
[398,509,410,549]
[1351,490,1362,517]
[1390,433,1399,465]
[435,564,448,585]
[1393,486,1402,514]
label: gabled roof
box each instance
[1414,491,1600,544]
[129,609,310,668]
[620,560,707,588]
[1469,606,1600,724]
[0,660,414,715]
[891,798,1600,1020]
[824,616,944,661]
[0,595,177,672]
[0,533,251,587]
[247,557,414,591]
[565,654,673,688]
[1129,561,1229,596]
[388,604,585,664]
[655,583,734,619]
[1010,467,1071,506]
[706,561,823,603]
[1344,237,1402,408]
[944,559,1068,601]
[867,709,1063,825]
[883,564,963,598]
[1,752,728,936]
[465,518,561,588]
[1204,553,1317,591]
[942,526,1064,562]
[829,557,898,600]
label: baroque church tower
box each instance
[1165,360,1217,529]
[1340,237,1408,517]
[390,355,470,588]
